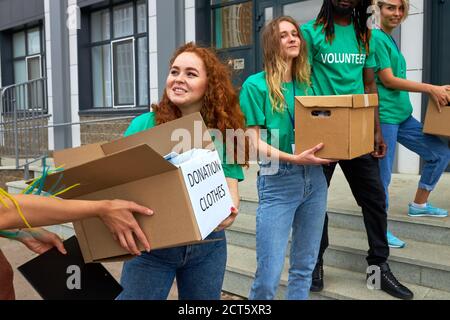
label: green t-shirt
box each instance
[239,71,313,154]
[124,112,244,181]
[301,19,377,95]
[372,29,413,124]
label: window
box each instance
[90,0,148,109]
[12,27,43,83]
[11,25,45,110]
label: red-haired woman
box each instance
[117,42,247,300]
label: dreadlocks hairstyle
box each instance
[315,0,373,52]
[262,16,311,112]
[154,42,249,167]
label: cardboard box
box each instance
[295,94,378,160]
[423,91,450,138]
[42,113,234,263]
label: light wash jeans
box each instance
[117,230,226,300]
[249,162,327,300]
[380,116,450,209]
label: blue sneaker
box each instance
[408,203,448,218]
[387,231,406,249]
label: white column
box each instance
[69,0,81,147]
[44,0,54,151]
[185,0,196,43]
[149,0,158,106]
[396,0,424,174]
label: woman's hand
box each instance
[291,143,336,165]
[18,228,66,255]
[98,200,153,256]
[428,85,450,112]
[215,207,239,232]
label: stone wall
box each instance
[80,116,133,145]
[0,170,24,190]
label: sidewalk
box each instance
[2,168,449,300]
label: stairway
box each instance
[223,165,450,300]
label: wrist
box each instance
[96,200,111,219]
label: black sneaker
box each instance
[367,263,414,300]
[310,262,324,292]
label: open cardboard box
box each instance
[423,90,450,138]
[295,94,378,160]
[42,113,234,263]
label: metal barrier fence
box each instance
[1,78,135,179]
[0,78,50,171]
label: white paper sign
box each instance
[177,150,234,239]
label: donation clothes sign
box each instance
[171,149,234,239]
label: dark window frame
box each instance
[80,0,150,113]
[11,23,45,84]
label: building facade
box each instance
[0,0,448,174]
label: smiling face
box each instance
[379,0,405,30]
[166,52,208,113]
[279,20,301,60]
[332,0,360,15]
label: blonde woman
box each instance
[239,16,332,300]
[373,0,450,248]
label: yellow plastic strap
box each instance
[0,188,32,229]
[0,193,10,209]
[21,165,65,195]
[51,183,81,198]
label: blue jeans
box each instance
[117,230,226,300]
[249,162,327,300]
[380,116,450,209]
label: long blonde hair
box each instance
[375,0,410,22]
[262,16,310,112]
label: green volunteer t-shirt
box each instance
[124,112,244,181]
[372,29,413,124]
[239,71,313,154]
[301,19,377,95]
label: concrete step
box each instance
[239,199,450,246]
[227,213,450,292]
[0,157,54,167]
[239,165,450,246]
[224,244,450,300]
[6,180,29,194]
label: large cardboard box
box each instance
[295,94,378,160]
[43,113,234,263]
[423,91,450,138]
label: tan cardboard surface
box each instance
[102,112,213,157]
[44,113,225,263]
[423,91,450,138]
[53,143,105,170]
[295,94,377,160]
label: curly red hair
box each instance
[154,42,248,166]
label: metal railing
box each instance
[1,78,136,179]
[0,78,50,173]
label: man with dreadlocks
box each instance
[301,0,413,300]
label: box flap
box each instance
[54,143,106,170]
[352,94,379,108]
[43,144,177,199]
[296,95,354,108]
[101,112,213,157]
